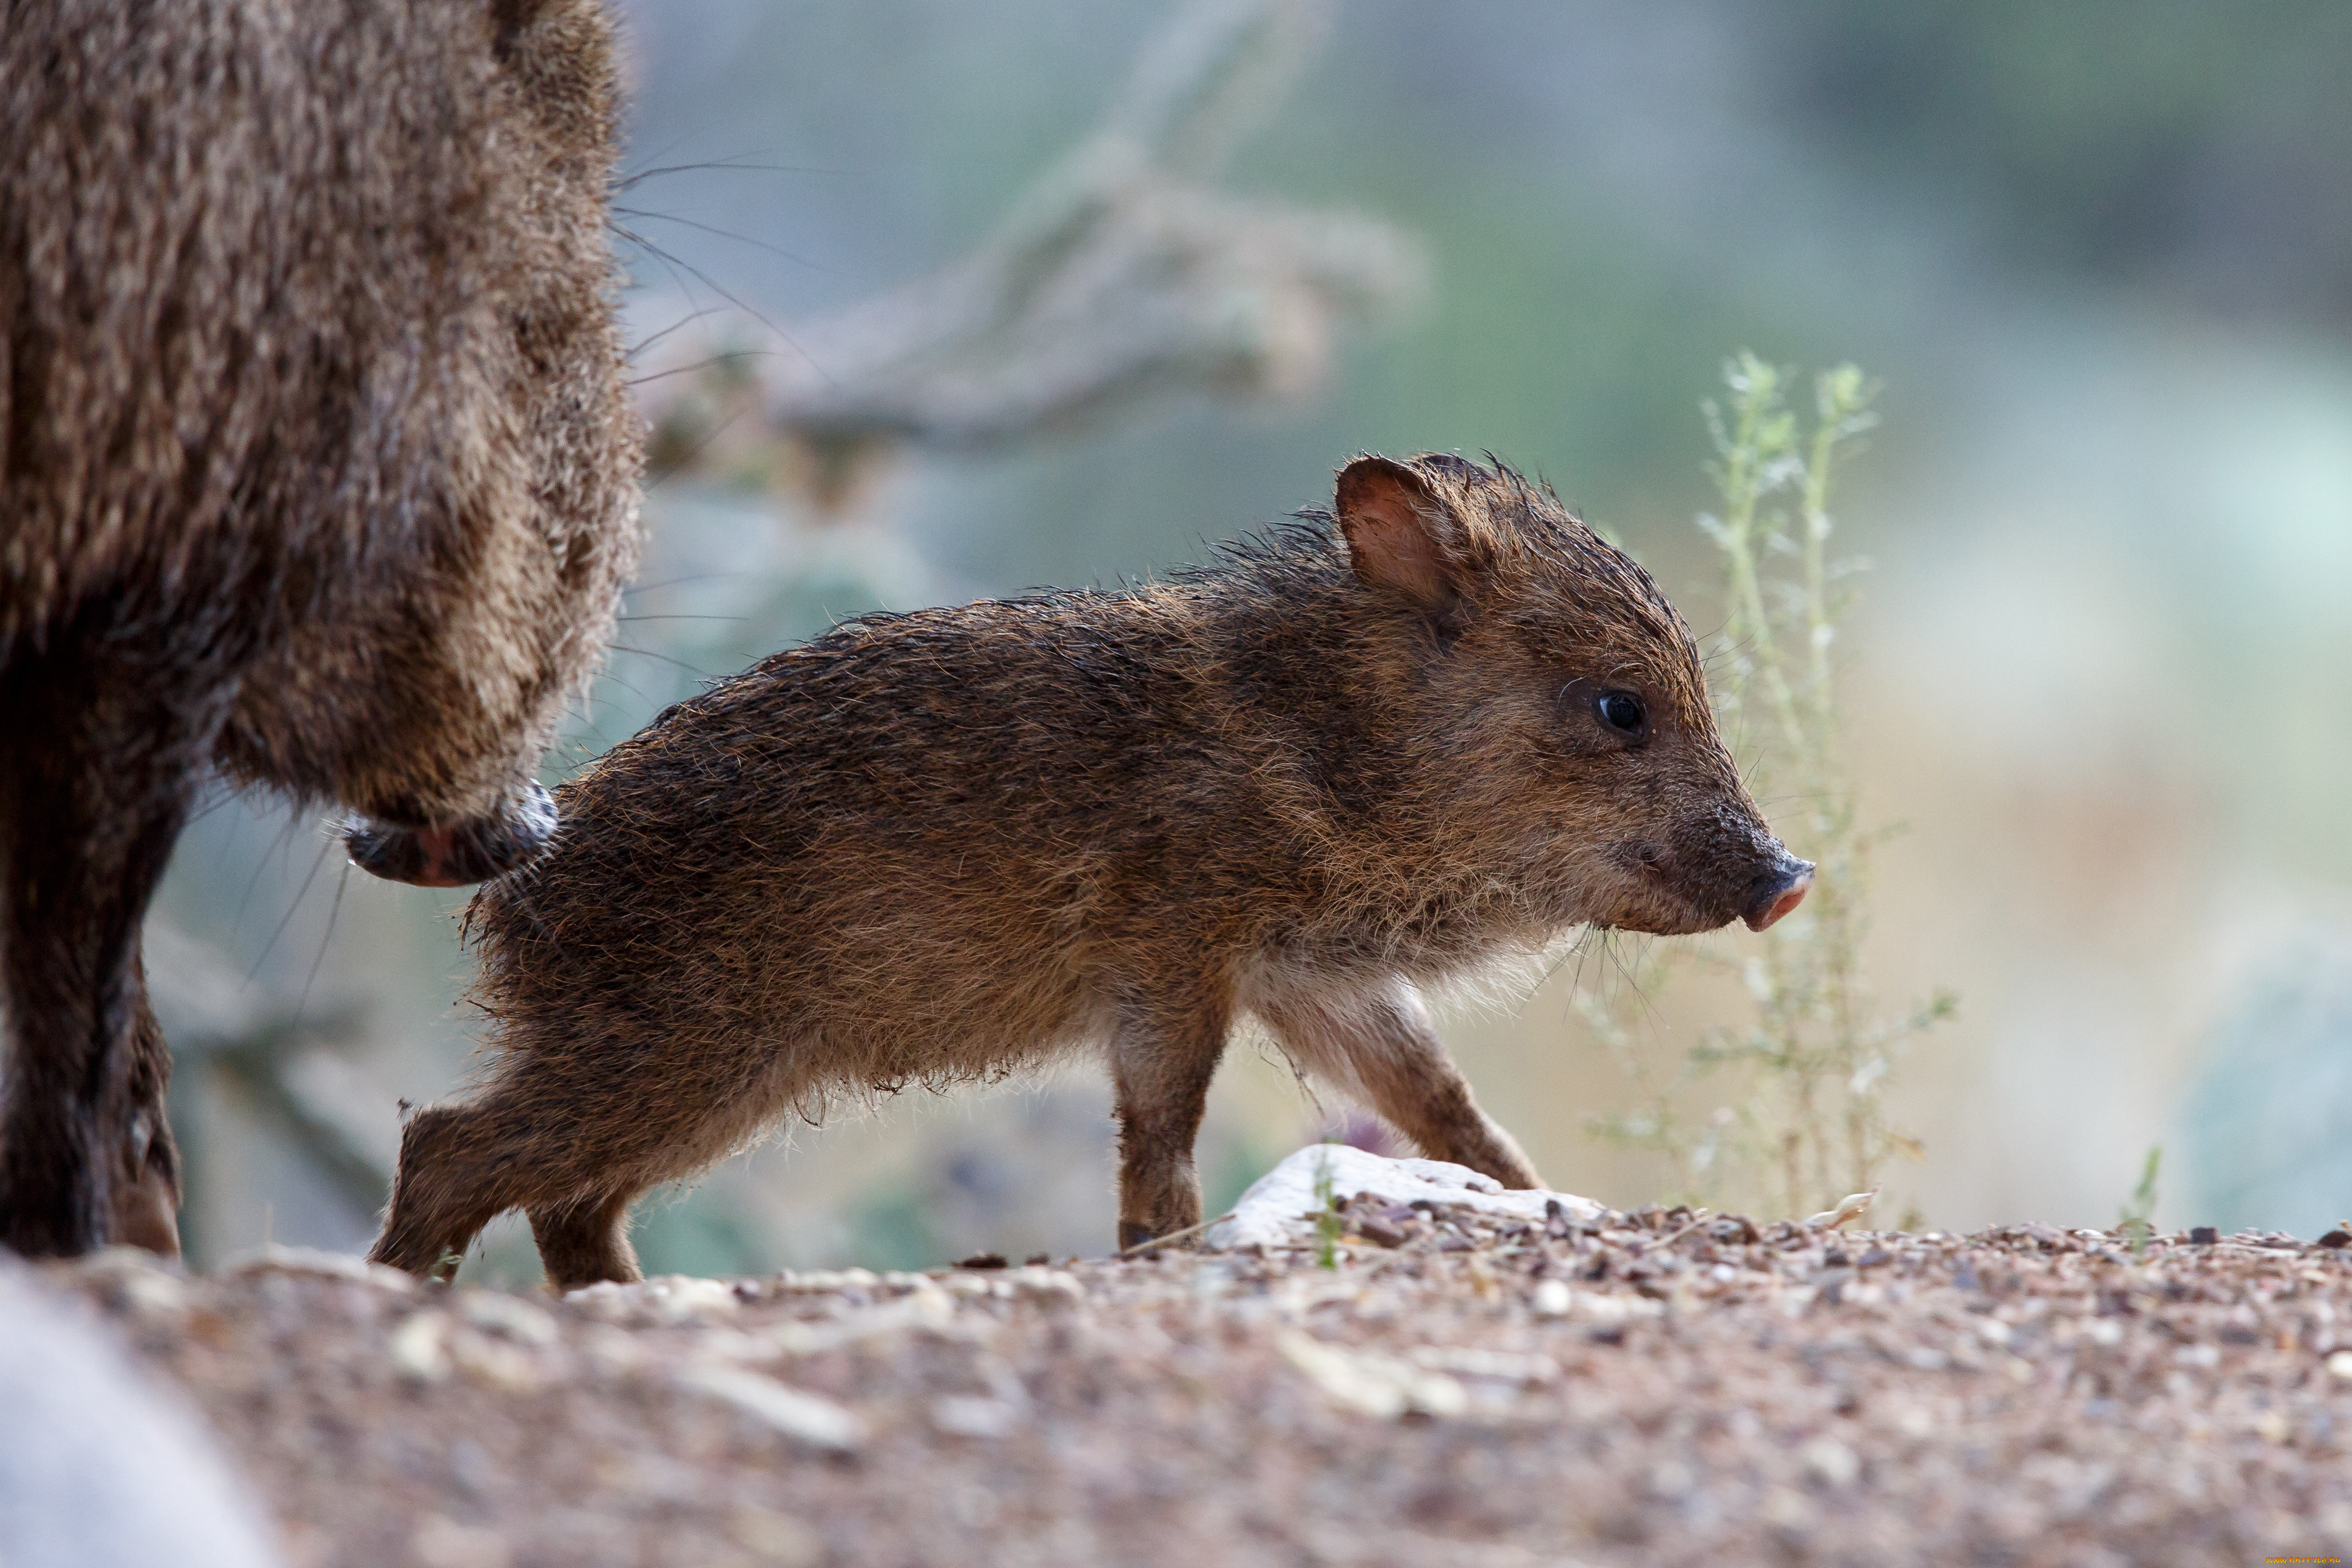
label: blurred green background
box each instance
[150,0,2352,1279]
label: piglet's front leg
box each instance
[1257,979,1542,1191]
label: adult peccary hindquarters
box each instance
[0,0,641,1259]
[375,455,1812,1286]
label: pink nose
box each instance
[1744,870,1812,932]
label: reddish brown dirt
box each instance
[44,1205,2352,1568]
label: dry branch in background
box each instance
[631,0,1426,511]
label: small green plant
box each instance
[1585,354,1956,1220]
[2118,1145,2162,1255]
[1312,1142,1343,1269]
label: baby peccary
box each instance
[372,455,1813,1287]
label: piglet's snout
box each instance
[345,780,558,887]
[1743,855,1815,932]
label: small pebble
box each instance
[1800,1435,1860,1487]
[388,1312,450,1385]
[677,1365,865,1453]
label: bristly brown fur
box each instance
[0,0,643,1259]
[372,454,1806,1287]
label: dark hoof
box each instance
[345,780,557,887]
[1119,1222,1156,1252]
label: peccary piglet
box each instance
[372,455,1812,1286]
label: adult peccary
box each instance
[0,0,642,1260]
[373,455,1812,1287]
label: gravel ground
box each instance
[42,1201,2352,1568]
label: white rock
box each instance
[1530,1279,1573,1318]
[676,1365,865,1452]
[1204,1144,1606,1250]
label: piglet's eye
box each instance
[1597,692,1646,734]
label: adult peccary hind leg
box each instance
[0,646,201,1258]
[108,974,185,1255]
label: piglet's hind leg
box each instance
[529,1190,641,1290]
[1109,1002,1230,1250]
[370,1104,516,1281]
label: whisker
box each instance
[619,156,845,192]
[609,206,833,274]
[298,860,352,1025]
[247,836,334,985]
[625,349,782,389]
[623,571,742,598]
[609,224,831,385]
[587,668,664,710]
[231,808,305,935]
[606,644,719,678]
[625,305,725,362]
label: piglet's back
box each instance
[465,575,1318,1050]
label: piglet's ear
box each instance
[1334,455,1479,611]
